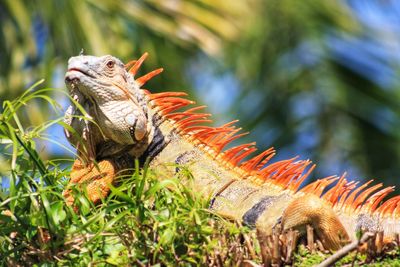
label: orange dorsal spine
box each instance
[137,68,164,86]
[129,52,148,76]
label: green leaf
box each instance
[50,201,67,225]
[159,228,174,245]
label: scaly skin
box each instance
[63,53,400,250]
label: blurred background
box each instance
[1,0,400,188]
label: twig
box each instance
[376,231,383,254]
[256,229,271,266]
[243,233,256,259]
[316,232,374,267]
[307,225,314,252]
[272,232,280,265]
[285,229,299,263]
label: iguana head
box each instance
[65,55,138,103]
[64,54,164,160]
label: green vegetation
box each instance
[294,244,400,267]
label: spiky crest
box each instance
[127,53,400,220]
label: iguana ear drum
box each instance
[126,112,147,141]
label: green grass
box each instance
[2,84,400,266]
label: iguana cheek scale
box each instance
[63,53,400,251]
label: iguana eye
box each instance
[106,60,115,68]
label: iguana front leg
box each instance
[63,154,133,205]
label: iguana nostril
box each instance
[65,76,79,83]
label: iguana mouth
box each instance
[65,68,95,82]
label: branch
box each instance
[316,232,374,267]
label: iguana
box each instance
[63,53,400,251]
